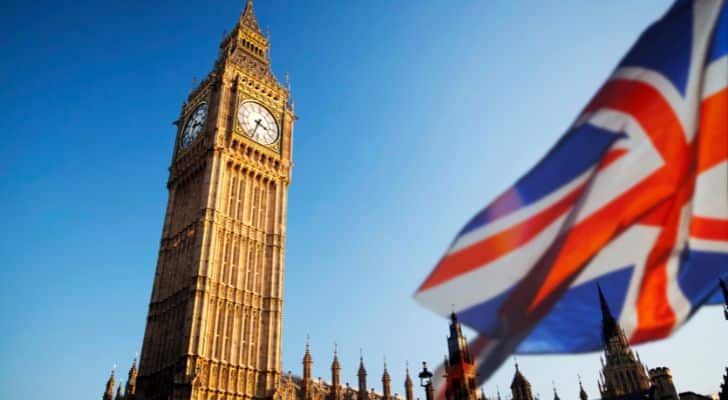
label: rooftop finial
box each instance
[239,0,262,33]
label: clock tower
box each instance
[136,1,295,400]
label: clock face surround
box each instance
[237,101,279,145]
[180,103,208,149]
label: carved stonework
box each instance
[136,1,294,400]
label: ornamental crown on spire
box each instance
[240,0,263,34]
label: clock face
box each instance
[180,103,208,149]
[237,101,279,145]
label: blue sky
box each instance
[0,1,725,399]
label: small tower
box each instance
[648,367,679,400]
[552,382,560,400]
[382,360,392,400]
[103,369,115,400]
[330,345,342,400]
[578,376,588,400]
[481,387,488,400]
[596,286,651,400]
[302,338,313,400]
[124,358,137,400]
[358,353,368,400]
[404,363,414,400]
[115,384,124,400]
[444,312,478,400]
[510,363,533,400]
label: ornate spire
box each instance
[331,343,342,400]
[303,336,313,381]
[481,387,489,400]
[239,0,263,34]
[103,369,115,400]
[552,382,560,400]
[358,351,368,400]
[382,359,391,400]
[578,375,588,400]
[596,287,650,399]
[332,343,341,371]
[404,362,414,400]
[125,358,138,400]
[510,363,533,400]
[598,285,619,342]
[115,384,124,400]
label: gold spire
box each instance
[239,0,263,34]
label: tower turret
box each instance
[648,367,679,400]
[124,358,137,400]
[103,369,115,400]
[578,376,588,400]
[596,287,650,400]
[330,345,342,400]
[302,338,313,400]
[510,363,533,400]
[115,384,124,400]
[404,364,414,400]
[444,312,478,400]
[552,382,560,400]
[358,354,368,400]
[382,360,392,400]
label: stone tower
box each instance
[330,346,342,400]
[444,312,479,400]
[510,364,533,400]
[381,362,391,400]
[136,1,295,399]
[596,286,651,399]
[103,370,116,400]
[404,365,414,400]
[578,376,588,400]
[302,340,313,400]
[125,359,138,400]
[358,356,368,400]
[648,367,679,400]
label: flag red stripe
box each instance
[418,183,586,292]
[691,216,728,241]
[697,88,728,173]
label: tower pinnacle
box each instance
[598,285,619,342]
[404,362,414,400]
[358,353,368,400]
[578,375,588,400]
[103,369,115,400]
[239,0,262,34]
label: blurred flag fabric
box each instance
[414,0,728,395]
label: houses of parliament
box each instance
[99,2,728,400]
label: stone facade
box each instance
[135,1,294,399]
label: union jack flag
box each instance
[414,0,728,394]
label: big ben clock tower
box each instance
[136,2,295,400]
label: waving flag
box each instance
[415,0,728,393]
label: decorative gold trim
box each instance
[178,100,209,154]
[233,96,282,153]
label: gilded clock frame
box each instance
[179,101,209,150]
[233,82,284,153]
